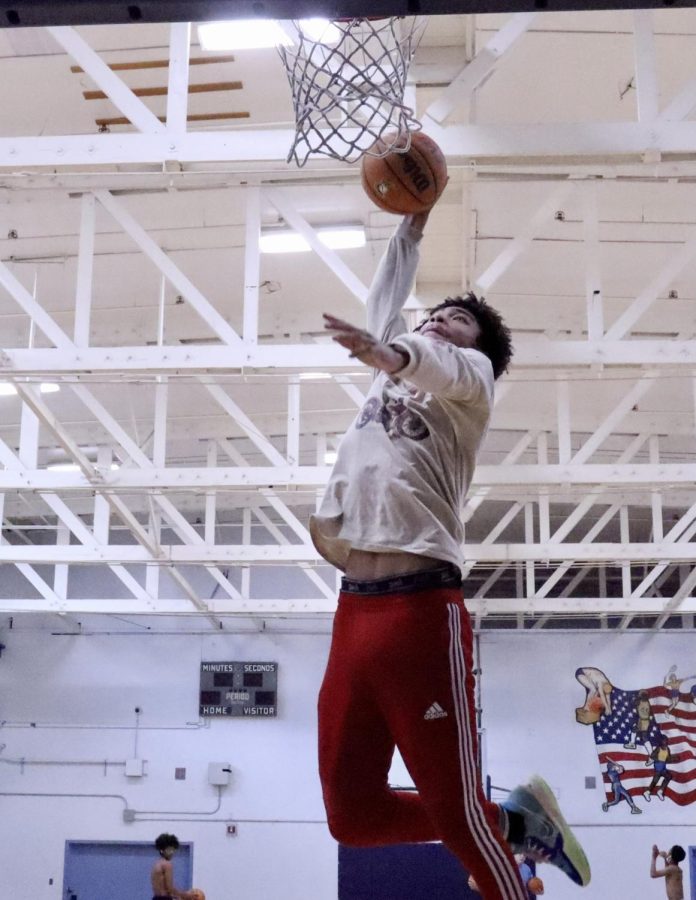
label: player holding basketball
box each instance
[151,834,196,900]
[312,211,590,898]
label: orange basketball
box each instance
[361,131,448,215]
[527,875,544,895]
[189,890,205,900]
[589,696,605,714]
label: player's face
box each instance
[162,847,176,860]
[419,306,481,350]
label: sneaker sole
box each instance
[527,776,591,887]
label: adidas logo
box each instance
[424,702,448,720]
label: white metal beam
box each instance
[166,23,191,135]
[47,26,165,134]
[74,192,96,347]
[604,224,696,340]
[0,595,692,617]
[632,10,660,124]
[425,12,538,124]
[475,181,575,292]
[94,190,243,346]
[8,122,696,167]
[0,462,694,491]
[0,542,691,565]
[2,340,696,374]
[265,188,373,306]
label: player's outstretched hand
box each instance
[323,314,406,374]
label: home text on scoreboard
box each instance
[199,661,278,717]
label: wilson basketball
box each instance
[189,890,205,900]
[361,131,448,215]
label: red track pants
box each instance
[318,586,526,900]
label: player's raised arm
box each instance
[365,213,428,345]
[650,845,666,879]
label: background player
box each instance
[650,844,685,900]
[151,833,195,900]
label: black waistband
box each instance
[341,562,462,596]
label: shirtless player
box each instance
[651,844,685,900]
[151,833,193,900]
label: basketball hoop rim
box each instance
[333,16,392,23]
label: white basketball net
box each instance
[278,17,427,167]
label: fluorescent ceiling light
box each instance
[198,18,339,51]
[198,19,292,51]
[260,227,366,254]
[299,372,332,381]
[298,19,341,43]
[324,450,338,465]
[0,382,60,397]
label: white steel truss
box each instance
[0,16,693,627]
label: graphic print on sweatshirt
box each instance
[355,386,430,441]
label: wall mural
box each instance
[575,666,696,812]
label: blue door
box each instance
[689,846,696,899]
[63,840,192,900]
[339,843,477,900]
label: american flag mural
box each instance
[575,666,696,809]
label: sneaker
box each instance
[502,776,591,887]
[601,801,609,812]
[643,790,651,802]
[630,806,642,814]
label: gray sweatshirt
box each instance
[310,219,494,573]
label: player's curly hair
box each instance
[415,293,513,380]
[155,833,180,853]
[670,845,686,864]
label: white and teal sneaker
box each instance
[502,776,591,887]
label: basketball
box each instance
[361,131,448,215]
[527,875,544,895]
[589,696,605,714]
[189,890,205,900]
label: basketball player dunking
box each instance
[312,212,590,897]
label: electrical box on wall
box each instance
[208,762,232,786]
[125,758,144,777]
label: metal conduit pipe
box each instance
[0,757,127,767]
[0,720,207,731]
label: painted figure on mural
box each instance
[643,735,673,802]
[601,760,641,815]
[574,666,613,725]
[623,690,655,761]
[663,665,696,717]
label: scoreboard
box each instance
[199,661,278,717]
